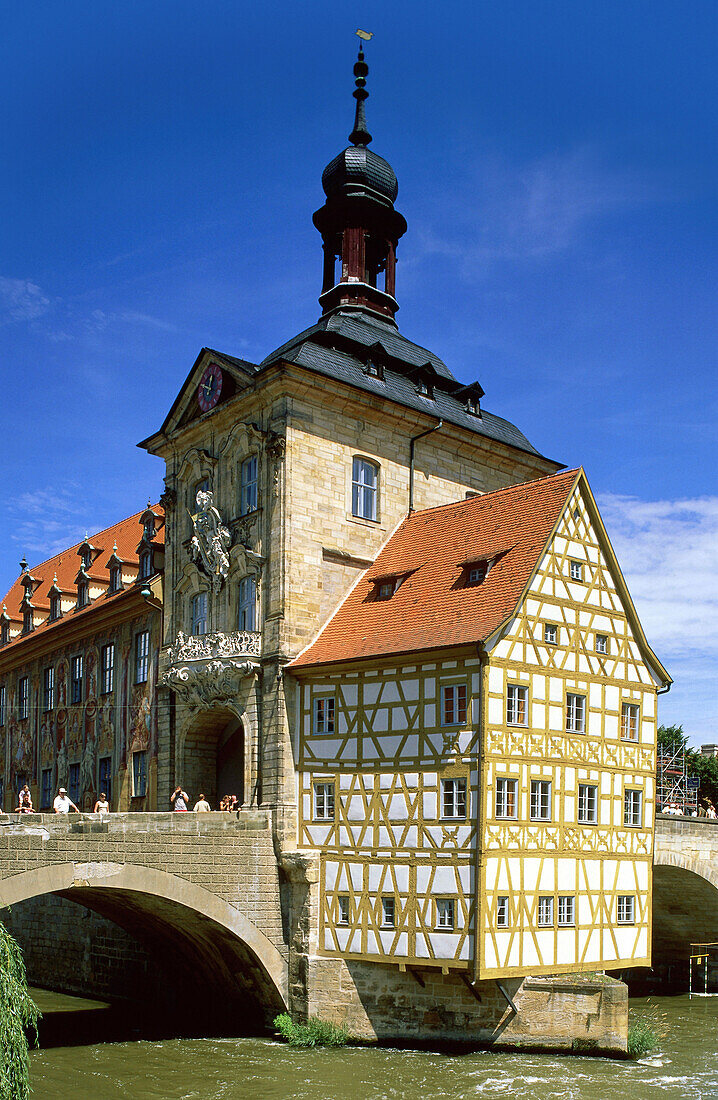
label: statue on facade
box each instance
[56,740,68,789]
[80,736,96,794]
[190,490,230,592]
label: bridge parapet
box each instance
[0,809,272,837]
[654,813,718,867]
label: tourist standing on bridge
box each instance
[171,786,189,812]
[15,786,33,813]
[193,793,211,812]
[93,792,110,815]
[53,787,80,813]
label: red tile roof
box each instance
[0,507,164,651]
[290,470,580,669]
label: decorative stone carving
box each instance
[81,736,96,794]
[190,490,231,592]
[161,630,261,708]
[266,432,286,498]
[159,486,177,511]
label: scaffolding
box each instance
[657,740,699,815]
[689,943,718,997]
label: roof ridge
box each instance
[406,468,581,520]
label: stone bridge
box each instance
[653,814,718,979]
[0,810,295,1028]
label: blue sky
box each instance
[1,1,716,740]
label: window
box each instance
[569,560,583,581]
[621,702,640,741]
[22,609,32,633]
[41,769,53,810]
[624,788,643,828]
[617,895,635,924]
[191,592,208,636]
[537,896,554,927]
[381,896,395,928]
[99,757,112,802]
[365,359,382,379]
[313,697,335,735]
[81,547,92,569]
[77,580,89,609]
[441,684,467,726]
[578,783,598,824]
[132,751,147,798]
[506,684,528,726]
[465,396,480,415]
[337,896,350,925]
[595,634,608,654]
[135,631,150,683]
[566,692,586,733]
[139,550,153,579]
[495,777,518,819]
[100,644,114,695]
[496,896,509,928]
[441,777,467,819]
[109,565,122,593]
[558,896,575,927]
[238,577,256,631]
[352,457,378,521]
[415,379,433,398]
[71,656,83,704]
[69,762,80,806]
[436,898,455,930]
[18,677,29,720]
[43,667,55,712]
[50,593,61,620]
[1,622,9,644]
[466,562,487,586]
[240,454,258,516]
[313,781,335,820]
[544,623,557,645]
[530,780,552,821]
[0,685,5,726]
[376,580,396,600]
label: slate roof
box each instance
[289,470,580,669]
[260,310,553,461]
[0,507,164,653]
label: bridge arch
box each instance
[652,849,718,980]
[0,861,287,1027]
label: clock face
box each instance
[197,363,223,412]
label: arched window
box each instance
[50,594,61,620]
[22,609,32,633]
[240,455,258,515]
[191,592,208,636]
[77,581,89,609]
[109,565,122,593]
[139,550,153,579]
[238,576,256,632]
[352,457,379,521]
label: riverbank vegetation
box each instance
[627,1017,660,1058]
[0,920,40,1100]
[274,1012,350,1047]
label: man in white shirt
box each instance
[53,787,80,814]
[193,793,211,812]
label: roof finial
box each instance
[349,31,373,147]
[19,556,28,574]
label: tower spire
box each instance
[349,45,372,147]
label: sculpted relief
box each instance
[190,490,231,592]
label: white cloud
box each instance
[5,487,90,563]
[0,277,51,324]
[598,492,718,743]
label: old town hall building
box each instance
[0,47,670,1037]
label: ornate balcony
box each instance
[160,630,261,706]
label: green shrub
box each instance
[627,1018,659,1058]
[273,1013,350,1047]
[0,921,40,1100]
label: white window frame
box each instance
[537,896,554,927]
[240,454,258,516]
[381,896,395,928]
[617,895,635,924]
[441,683,467,726]
[566,692,586,733]
[191,592,208,636]
[496,896,509,928]
[544,623,557,645]
[18,677,29,721]
[624,788,643,828]
[621,702,640,741]
[530,779,552,821]
[578,783,598,824]
[558,895,575,926]
[43,667,55,712]
[135,631,150,684]
[435,897,455,930]
[313,696,335,735]
[238,576,256,632]
[441,777,467,820]
[495,777,518,819]
[506,684,528,726]
[70,656,83,704]
[101,644,115,695]
[569,560,583,581]
[351,457,379,522]
[337,896,350,925]
[312,781,335,820]
[595,633,608,654]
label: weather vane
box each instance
[356,29,373,42]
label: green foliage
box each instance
[273,1012,350,1048]
[0,921,40,1100]
[627,1017,660,1058]
[658,724,718,809]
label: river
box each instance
[28,989,718,1099]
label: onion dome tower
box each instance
[313,44,407,325]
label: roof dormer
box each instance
[454,381,484,417]
[77,537,97,570]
